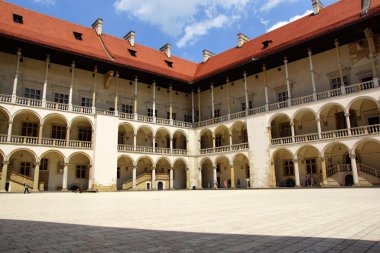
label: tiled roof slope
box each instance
[0,0,379,83]
[194,0,380,81]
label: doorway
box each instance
[157,181,163,190]
[345,174,354,186]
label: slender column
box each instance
[213,167,217,189]
[186,168,190,189]
[33,162,40,191]
[229,133,233,148]
[364,28,379,86]
[169,85,173,124]
[243,72,249,115]
[271,161,276,187]
[62,163,68,191]
[263,65,269,111]
[11,49,22,103]
[308,50,317,100]
[227,78,231,119]
[350,155,360,186]
[88,164,93,190]
[134,76,138,120]
[293,159,300,187]
[68,61,75,111]
[152,81,156,122]
[7,121,13,142]
[334,39,346,94]
[320,157,327,185]
[345,111,352,135]
[197,168,202,189]
[290,121,295,142]
[169,168,174,189]
[284,57,292,106]
[114,72,119,116]
[191,90,195,123]
[198,88,201,122]
[133,134,137,150]
[132,166,137,190]
[230,166,235,189]
[38,124,43,144]
[212,134,216,149]
[65,127,70,146]
[42,55,50,107]
[170,138,173,153]
[316,118,322,139]
[153,135,156,153]
[0,161,9,192]
[92,66,97,113]
[211,83,215,119]
[151,167,156,190]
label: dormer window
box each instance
[13,14,23,24]
[164,60,173,68]
[73,32,83,40]
[128,49,137,57]
[262,40,273,49]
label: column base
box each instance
[61,188,68,192]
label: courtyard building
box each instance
[0,0,379,192]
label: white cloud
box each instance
[260,0,299,12]
[267,9,313,32]
[33,0,56,5]
[114,0,250,47]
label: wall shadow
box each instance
[0,219,379,253]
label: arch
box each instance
[136,155,154,167]
[232,153,249,165]
[118,122,135,134]
[200,128,213,149]
[155,127,171,138]
[347,96,380,111]
[322,141,350,156]
[200,157,213,168]
[173,158,189,169]
[295,145,321,158]
[271,148,294,161]
[155,156,173,168]
[136,125,154,135]
[199,128,212,137]
[67,151,92,164]
[214,124,230,135]
[69,116,93,128]
[12,109,42,124]
[272,148,295,187]
[232,153,250,188]
[7,148,37,161]
[230,120,246,131]
[0,149,5,161]
[317,102,345,117]
[173,129,187,139]
[117,154,135,166]
[42,113,69,126]
[268,113,291,127]
[40,150,66,161]
[352,137,380,154]
[215,155,231,166]
[0,106,11,121]
[292,108,318,121]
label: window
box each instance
[216,165,221,173]
[22,122,38,137]
[20,162,30,176]
[147,109,157,117]
[54,93,69,104]
[121,104,133,114]
[184,114,192,123]
[73,32,83,40]
[306,159,317,174]
[24,88,41,100]
[78,128,92,142]
[76,165,86,178]
[52,125,66,139]
[117,167,120,179]
[167,112,176,120]
[164,60,173,68]
[128,49,137,57]
[214,109,220,118]
[331,76,349,89]
[280,123,291,137]
[262,40,273,49]
[215,135,222,147]
[40,159,48,171]
[241,101,252,111]
[368,116,380,125]
[81,97,92,108]
[13,14,23,24]
[277,91,288,102]
[118,132,124,144]
[283,160,294,176]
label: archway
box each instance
[40,150,65,191]
[292,109,318,136]
[272,148,294,187]
[117,155,134,190]
[155,128,170,149]
[69,117,93,147]
[201,158,213,188]
[0,107,10,136]
[323,142,350,186]
[173,130,187,151]
[136,156,153,190]
[354,139,380,185]
[214,125,230,147]
[231,121,247,144]
[200,129,213,149]
[136,126,153,148]
[12,110,41,142]
[215,156,231,188]
[7,149,37,192]
[173,159,186,189]
[296,146,321,187]
[118,123,134,145]
[270,114,291,138]
[67,152,91,191]
[42,114,68,145]
[232,154,250,188]
[319,103,346,132]
[348,97,380,127]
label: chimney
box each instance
[92,18,103,35]
[160,43,172,58]
[238,33,250,47]
[312,0,324,15]
[123,31,135,47]
[202,50,215,63]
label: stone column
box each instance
[132,166,137,190]
[42,55,50,107]
[364,28,379,86]
[316,118,322,139]
[345,111,352,135]
[68,61,75,111]
[227,78,231,119]
[0,161,9,192]
[134,76,138,120]
[197,168,202,189]
[191,90,195,123]
[186,168,190,189]
[38,124,43,144]
[263,65,269,111]
[229,133,233,148]
[320,157,327,185]
[169,168,174,190]
[65,127,70,146]
[293,159,300,187]
[33,162,40,191]
[62,163,68,191]
[152,81,156,123]
[88,164,93,190]
[308,49,317,100]
[350,155,360,186]
[11,49,22,103]
[151,167,156,190]
[198,88,201,122]
[335,39,346,94]
[271,161,276,187]
[7,121,13,142]
[133,134,137,151]
[212,134,216,149]
[290,121,295,142]
[211,83,215,119]
[114,72,119,116]
[284,57,292,106]
[152,135,156,153]
[213,167,217,189]
[230,166,235,189]
[243,72,249,115]
[170,138,173,153]
[92,66,97,113]
[169,85,173,124]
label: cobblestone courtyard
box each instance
[1,189,380,252]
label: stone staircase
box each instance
[122,173,170,190]
[326,163,380,186]
[6,170,44,192]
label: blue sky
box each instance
[7,0,337,62]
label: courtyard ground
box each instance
[0,188,380,252]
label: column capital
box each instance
[134,76,138,82]
[226,77,230,83]
[34,162,40,166]
[344,113,350,117]
[290,121,295,126]
[349,154,357,159]
[334,38,339,47]
[46,55,50,62]
[71,61,76,68]
[262,64,266,71]
[316,117,320,122]
[17,48,22,56]
[2,160,9,165]
[94,66,98,73]
[364,27,374,37]
[115,71,119,78]
[243,71,247,78]
[63,163,69,167]
[210,83,214,88]
[320,156,325,162]
[284,57,288,64]
[8,121,13,124]
[293,159,298,163]
[308,48,312,56]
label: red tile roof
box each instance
[0,0,379,84]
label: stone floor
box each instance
[0,188,380,252]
